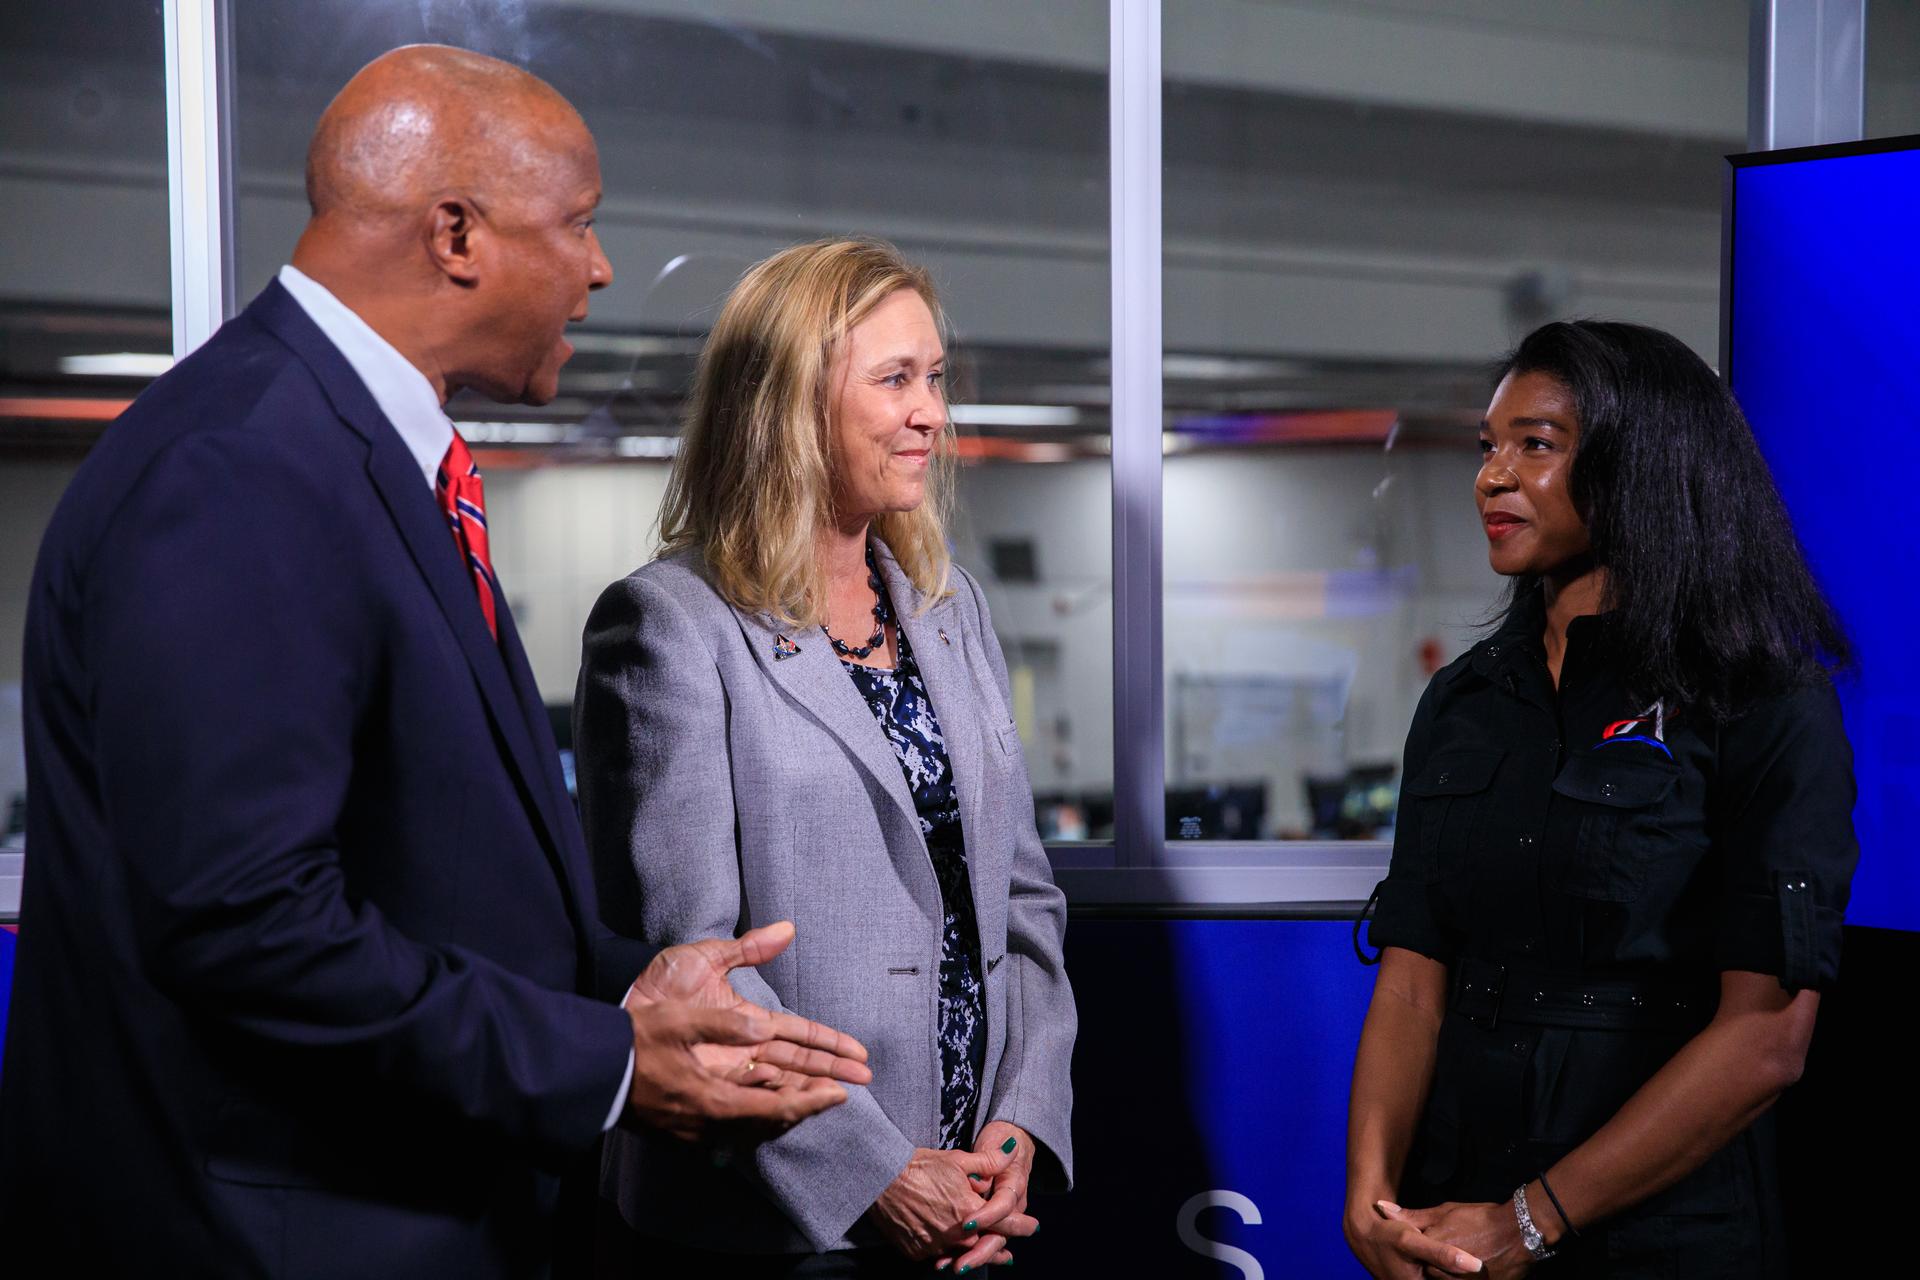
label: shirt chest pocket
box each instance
[1400,747,1504,881]
[1549,754,1680,902]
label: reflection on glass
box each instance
[1160,0,1746,840]
[0,1,169,888]
[231,1,1111,837]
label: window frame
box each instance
[159,0,1866,909]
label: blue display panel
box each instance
[0,927,12,1075]
[1019,919,1375,1277]
[1728,138,1920,932]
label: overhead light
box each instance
[1163,354,1307,380]
[949,404,1082,428]
[455,420,568,444]
[616,435,679,458]
[59,352,173,377]
[451,422,682,456]
[564,333,703,358]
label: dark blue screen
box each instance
[1730,142,1920,931]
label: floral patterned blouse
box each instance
[838,591,988,1151]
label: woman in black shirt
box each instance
[1345,321,1856,1279]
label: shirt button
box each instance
[1518,834,1535,848]
[1437,771,1452,785]
[1488,645,1502,657]
[1549,740,1562,755]
[1601,783,1616,798]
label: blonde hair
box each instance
[658,238,955,627]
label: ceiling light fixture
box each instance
[58,353,174,377]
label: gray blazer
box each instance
[574,541,1076,1254]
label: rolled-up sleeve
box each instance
[1709,678,1859,992]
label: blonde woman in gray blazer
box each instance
[575,239,1075,1276]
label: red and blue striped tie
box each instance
[436,430,498,640]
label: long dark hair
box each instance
[1494,319,1849,721]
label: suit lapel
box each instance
[362,427,588,925]
[729,595,920,838]
[251,283,583,931]
[493,582,595,935]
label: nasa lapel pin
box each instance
[773,635,800,660]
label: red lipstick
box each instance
[1483,512,1525,541]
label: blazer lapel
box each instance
[876,544,1002,935]
[251,283,580,922]
[729,599,920,838]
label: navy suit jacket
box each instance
[0,283,645,1276]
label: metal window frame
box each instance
[163,0,235,359]
[1050,0,1390,908]
[156,0,1867,910]
[1749,0,1866,152]
[1106,0,1165,874]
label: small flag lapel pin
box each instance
[773,635,800,660]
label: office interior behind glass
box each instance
[9,1,1914,864]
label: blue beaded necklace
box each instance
[823,543,891,660]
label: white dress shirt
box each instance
[277,265,452,486]
[277,264,635,1130]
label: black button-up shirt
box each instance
[1367,590,1858,1273]
[1373,589,1858,991]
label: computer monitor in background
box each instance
[1164,783,1267,842]
[1304,763,1398,840]
[1725,134,1920,933]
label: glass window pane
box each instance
[231,2,1112,839]
[1161,0,1746,843]
[1868,1,1920,140]
[0,1,170,885]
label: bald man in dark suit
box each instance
[0,45,868,1277]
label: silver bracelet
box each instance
[1513,1183,1557,1261]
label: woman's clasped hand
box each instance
[871,1124,1038,1272]
[1371,1198,1553,1280]
[1346,1196,1488,1279]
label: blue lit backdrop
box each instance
[1729,139,1920,932]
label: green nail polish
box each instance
[964,1220,978,1232]
[1000,1136,1017,1154]
[957,1268,969,1276]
